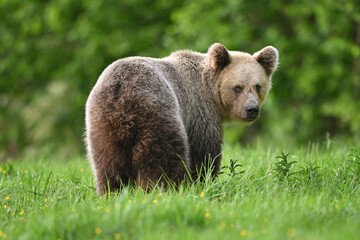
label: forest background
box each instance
[1,0,359,160]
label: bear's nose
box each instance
[245,105,259,119]
[246,105,259,114]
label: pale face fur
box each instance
[208,44,278,123]
[219,52,271,122]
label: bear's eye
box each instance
[256,84,262,93]
[233,86,243,93]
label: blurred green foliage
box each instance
[0,0,359,159]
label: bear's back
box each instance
[88,57,184,114]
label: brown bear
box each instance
[85,43,278,195]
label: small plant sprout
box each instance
[273,152,299,182]
[220,159,245,177]
[299,161,320,185]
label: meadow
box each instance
[1,141,359,240]
[1,1,359,239]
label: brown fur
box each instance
[85,43,278,195]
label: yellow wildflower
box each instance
[5,196,10,200]
[200,192,205,198]
[25,169,28,174]
[0,230,3,237]
[153,199,157,204]
[3,205,7,209]
[80,168,85,173]
[95,228,102,234]
[158,193,162,197]
[105,208,110,213]
[128,200,132,204]
[287,227,296,238]
[218,223,226,231]
[114,233,121,240]
[20,210,24,215]
[264,218,269,223]
[3,170,6,174]
[240,230,247,237]
[335,204,339,209]
[204,212,211,219]
[19,217,24,221]
[45,199,48,202]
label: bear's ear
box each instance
[208,43,231,71]
[253,46,279,76]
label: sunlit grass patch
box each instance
[0,142,359,239]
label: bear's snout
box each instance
[245,105,259,121]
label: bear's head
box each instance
[205,43,279,123]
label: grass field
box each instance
[1,141,359,240]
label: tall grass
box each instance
[0,142,359,239]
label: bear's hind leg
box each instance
[132,115,191,191]
[86,112,135,196]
